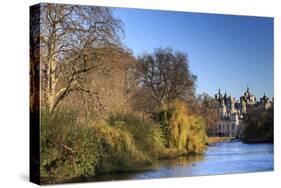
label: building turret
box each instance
[219,98,227,117]
[215,88,222,100]
[243,86,256,105]
[223,92,228,101]
[240,96,247,114]
[261,93,269,103]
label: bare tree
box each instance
[196,93,219,135]
[137,48,196,104]
[83,48,136,117]
[36,3,123,113]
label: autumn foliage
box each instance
[31,4,209,184]
[155,100,207,153]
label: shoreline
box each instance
[42,138,272,184]
[207,136,235,145]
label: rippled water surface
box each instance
[87,140,274,181]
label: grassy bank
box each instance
[207,137,235,144]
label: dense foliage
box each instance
[155,100,207,153]
[41,102,208,183]
[40,111,165,183]
[40,110,100,182]
[242,108,273,143]
[109,114,165,159]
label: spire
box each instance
[262,93,268,102]
[224,92,227,99]
[244,85,251,97]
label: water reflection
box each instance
[134,155,205,180]
[156,154,205,167]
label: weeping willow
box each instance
[156,100,207,153]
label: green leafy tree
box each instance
[243,107,273,143]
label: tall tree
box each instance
[243,107,273,143]
[137,48,196,104]
[37,4,123,113]
[196,93,219,135]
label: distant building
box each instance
[213,87,272,137]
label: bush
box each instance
[40,110,100,183]
[89,119,152,173]
[108,114,165,160]
[40,102,208,183]
[40,110,158,183]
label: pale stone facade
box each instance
[213,87,272,137]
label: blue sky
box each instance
[114,8,274,100]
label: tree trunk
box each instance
[46,59,57,113]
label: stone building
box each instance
[213,87,272,137]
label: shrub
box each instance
[40,110,100,183]
[40,103,207,184]
[40,110,157,183]
[108,114,165,160]
[89,119,152,173]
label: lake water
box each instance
[87,140,274,181]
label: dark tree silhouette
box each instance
[137,48,196,104]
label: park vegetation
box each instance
[30,4,223,184]
[242,106,274,143]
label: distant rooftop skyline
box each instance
[215,86,273,101]
[114,8,274,99]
